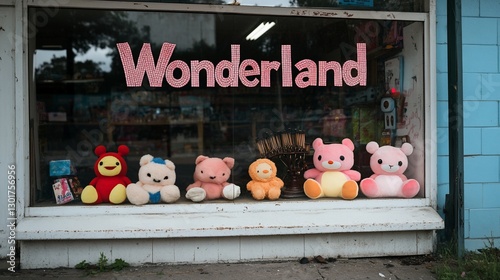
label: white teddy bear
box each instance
[126,154,181,205]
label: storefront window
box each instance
[30,5,426,206]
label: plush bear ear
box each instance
[223,157,235,169]
[165,159,176,170]
[140,154,154,166]
[365,141,379,154]
[312,138,324,150]
[342,138,355,151]
[195,155,209,164]
[400,142,414,156]
[117,145,129,156]
[94,145,107,156]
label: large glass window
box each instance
[30,5,425,205]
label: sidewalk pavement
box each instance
[1,256,438,279]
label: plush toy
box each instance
[185,155,241,202]
[360,141,420,198]
[247,158,284,200]
[126,154,181,205]
[81,145,131,204]
[303,138,360,200]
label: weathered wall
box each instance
[0,3,16,258]
[436,0,500,250]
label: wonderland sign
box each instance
[117,42,366,88]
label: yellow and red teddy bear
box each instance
[81,145,131,204]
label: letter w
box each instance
[117,42,176,87]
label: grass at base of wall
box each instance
[433,241,500,280]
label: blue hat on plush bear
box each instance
[151,157,166,165]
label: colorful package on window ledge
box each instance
[68,176,83,200]
[52,178,75,205]
[49,160,76,177]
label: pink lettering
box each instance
[281,45,292,87]
[191,60,215,87]
[318,61,342,86]
[116,42,367,88]
[342,43,367,86]
[166,60,190,88]
[117,42,175,87]
[215,45,240,87]
[295,59,317,88]
[215,60,234,87]
[239,59,260,87]
[261,61,281,87]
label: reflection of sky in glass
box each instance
[35,48,112,73]
[74,48,112,72]
[34,49,65,70]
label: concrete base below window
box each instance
[17,199,444,269]
[20,231,437,269]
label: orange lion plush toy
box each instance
[247,158,284,200]
[81,145,131,204]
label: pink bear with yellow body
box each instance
[360,141,420,198]
[303,138,360,200]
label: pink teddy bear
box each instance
[185,155,241,202]
[303,138,360,200]
[360,141,420,198]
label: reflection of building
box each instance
[128,12,216,50]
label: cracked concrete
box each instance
[1,256,437,279]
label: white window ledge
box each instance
[17,198,444,240]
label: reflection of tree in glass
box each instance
[68,11,138,54]
[36,57,105,81]
[35,56,67,81]
[33,9,148,84]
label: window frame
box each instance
[16,0,439,239]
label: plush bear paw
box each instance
[81,185,99,204]
[126,183,150,205]
[250,187,266,200]
[360,178,379,198]
[267,187,282,200]
[402,179,420,198]
[160,185,181,203]
[186,187,206,202]
[109,184,127,204]
[303,179,323,199]
[341,180,359,200]
[222,184,241,200]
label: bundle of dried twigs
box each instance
[256,130,307,158]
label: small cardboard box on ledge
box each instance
[49,160,76,177]
[52,178,74,205]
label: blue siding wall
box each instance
[436,0,500,251]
